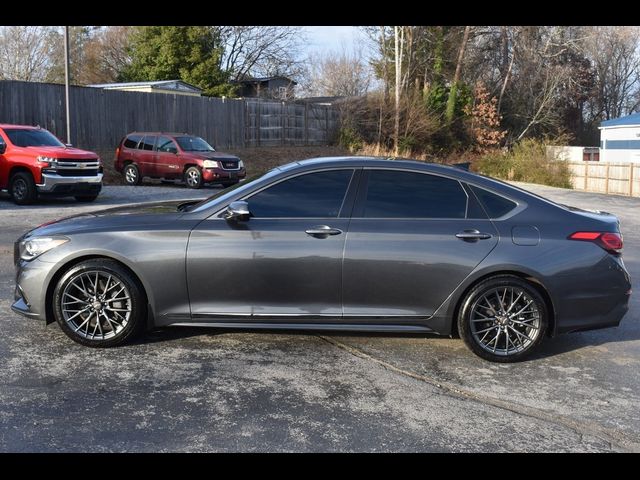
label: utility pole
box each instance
[64,26,71,145]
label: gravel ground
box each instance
[0,182,638,452]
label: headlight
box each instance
[19,236,69,261]
[203,160,219,169]
[238,160,244,168]
[37,156,58,167]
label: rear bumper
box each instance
[202,167,246,183]
[37,173,103,195]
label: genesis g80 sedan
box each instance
[12,157,631,362]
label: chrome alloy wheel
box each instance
[125,166,137,184]
[186,169,201,187]
[61,270,132,340]
[469,286,542,357]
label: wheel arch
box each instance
[45,254,152,327]
[448,269,556,339]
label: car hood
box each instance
[20,199,202,239]
[24,145,98,158]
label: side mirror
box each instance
[0,143,5,154]
[224,201,250,222]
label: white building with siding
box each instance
[599,113,640,162]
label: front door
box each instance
[343,169,498,318]
[155,136,180,179]
[186,168,357,320]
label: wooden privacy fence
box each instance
[0,80,338,151]
[568,162,640,197]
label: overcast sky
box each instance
[302,26,370,55]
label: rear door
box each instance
[342,168,498,318]
[136,135,157,177]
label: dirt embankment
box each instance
[99,145,351,185]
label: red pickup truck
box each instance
[0,124,103,205]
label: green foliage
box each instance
[119,26,233,96]
[475,138,572,188]
[338,126,364,152]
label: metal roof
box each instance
[600,112,640,128]
[88,80,202,92]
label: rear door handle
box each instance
[456,229,492,241]
[305,225,343,237]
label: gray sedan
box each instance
[12,157,632,362]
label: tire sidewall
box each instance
[458,276,548,363]
[53,260,145,348]
[10,172,37,205]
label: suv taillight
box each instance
[568,231,623,254]
[116,146,120,157]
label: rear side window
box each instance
[363,170,467,219]
[139,136,155,151]
[248,170,353,218]
[470,185,518,218]
[123,134,142,149]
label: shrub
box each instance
[475,138,572,189]
[338,126,364,152]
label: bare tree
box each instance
[301,45,372,97]
[219,26,305,80]
[0,26,54,81]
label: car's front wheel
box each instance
[53,259,146,347]
[184,166,203,189]
[457,275,548,362]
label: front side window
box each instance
[4,128,65,147]
[247,170,353,218]
[156,136,178,154]
[139,136,155,151]
[124,134,142,149]
[363,170,467,219]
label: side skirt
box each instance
[166,322,436,334]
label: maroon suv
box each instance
[115,132,246,189]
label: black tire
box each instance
[221,181,238,188]
[53,259,146,348]
[10,171,37,205]
[184,166,203,189]
[123,163,141,186]
[457,275,548,363]
[75,194,99,203]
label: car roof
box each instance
[126,132,196,137]
[0,124,41,130]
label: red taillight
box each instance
[116,146,121,157]
[569,231,623,254]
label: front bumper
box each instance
[36,173,103,194]
[202,168,246,183]
[12,257,53,323]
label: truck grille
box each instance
[56,169,100,177]
[221,160,239,170]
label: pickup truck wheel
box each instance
[75,195,99,203]
[123,164,141,186]
[184,166,203,189]
[10,171,37,205]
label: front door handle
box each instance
[456,229,492,241]
[305,225,343,237]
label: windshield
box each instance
[4,128,65,147]
[175,136,215,152]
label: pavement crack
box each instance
[317,334,639,453]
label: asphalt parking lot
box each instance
[0,182,638,452]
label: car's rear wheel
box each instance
[10,171,37,205]
[123,163,141,186]
[53,259,146,347]
[458,275,547,362]
[184,166,203,189]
